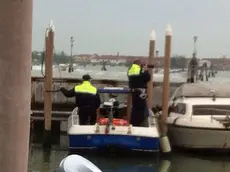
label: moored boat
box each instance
[67,87,160,152]
[167,82,230,151]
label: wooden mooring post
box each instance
[0,0,32,171]
[43,21,55,149]
[160,24,172,153]
[147,30,156,109]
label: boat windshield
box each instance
[192,105,230,115]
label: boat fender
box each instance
[158,160,171,172]
[56,154,102,172]
[160,136,171,153]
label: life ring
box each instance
[98,118,128,126]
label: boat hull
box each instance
[168,124,230,150]
[69,134,160,152]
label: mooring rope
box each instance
[40,45,63,93]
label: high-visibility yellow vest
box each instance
[128,64,141,76]
[74,81,97,95]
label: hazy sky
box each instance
[33,0,230,58]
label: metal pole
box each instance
[69,37,74,73]
[155,50,159,72]
[193,36,198,79]
[126,94,132,124]
[70,36,74,61]
[193,36,198,57]
[0,0,32,171]
[43,21,55,149]
[147,30,156,109]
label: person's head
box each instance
[82,74,92,82]
[133,59,142,66]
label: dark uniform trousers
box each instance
[78,107,97,125]
[130,89,149,127]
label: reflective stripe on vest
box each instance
[74,81,97,95]
[128,64,141,76]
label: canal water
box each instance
[28,145,230,172]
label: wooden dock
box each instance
[31,76,183,106]
[31,110,71,121]
[30,76,184,124]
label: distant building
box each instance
[73,54,91,63]
[72,53,229,69]
[73,54,163,65]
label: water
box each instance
[28,146,230,172]
[32,65,187,82]
[32,65,230,107]
[32,64,230,83]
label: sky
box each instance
[33,0,230,58]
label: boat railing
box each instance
[67,87,154,128]
[68,107,79,129]
[148,108,157,126]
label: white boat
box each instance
[59,64,68,71]
[167,82,230,150]
[67,87,160,152]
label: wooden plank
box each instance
[31,116,68,121]
[31,110,71,117]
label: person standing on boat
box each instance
[60,74,101,125]
[127,60,150,127]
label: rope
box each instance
[40,42,63,93]
[40,52,45,77]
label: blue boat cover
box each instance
[98,87,130,94]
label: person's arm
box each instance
[60,87,75,97]
[140,69,151,83]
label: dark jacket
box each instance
[127,64,150,88]
[60,83,101,111]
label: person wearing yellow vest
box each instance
[60,74,101,125]
[127,60,150,127]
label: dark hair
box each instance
[133,60,141,65]
[82,74,91,81]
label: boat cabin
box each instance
[168,82,230,118]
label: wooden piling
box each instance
[161,25,172,135]
[43,21,55,149]
[0,0,32,171]
[147,30,156,109]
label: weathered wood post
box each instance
[43,21,55,149]
[160,24,172,153]
[147,30,156,109]
[0,0,32,171]
[41,149,51,172]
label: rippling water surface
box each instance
[28,146,230,172]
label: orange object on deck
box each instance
[98,118,128,126]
